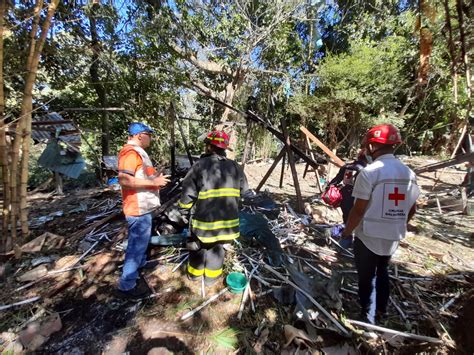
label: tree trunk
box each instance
[217,70,246,159]
[443,0,458,104]
[452,0,472,154]
[417,0,435,86]
[0,0,8,251]
[89,6,110,157]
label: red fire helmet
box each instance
[205,130,230,149]
[365,124,402,145]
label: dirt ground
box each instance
[1,155,473,354]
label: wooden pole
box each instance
[300,126,344,167]
[256,148,286,192]
[305,136,323,192]
[174,106,193,167]
[414,152,474,174]
[241,122,253,169]
[279,151,286,188]
[281,118,304,213]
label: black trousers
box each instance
[354,238,391,314]
[187,241,225,281]
[340,185,355,224]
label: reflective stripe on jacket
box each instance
[178,153,249,243]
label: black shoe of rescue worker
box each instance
[187,273,201,282]
[375,310,388,325]
[116,279,150,300]
[358,308,374,324]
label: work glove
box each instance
[185,233,200,251]
[339,236,353,249]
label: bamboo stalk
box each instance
[0,0,9,252]
[347,319,443,344]
[19,0,59,239]
[8,0,43,245]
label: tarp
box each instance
[239,211,283,267]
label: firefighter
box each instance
[178,131,249,286]
[340,124,419,323]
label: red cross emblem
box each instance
[388,187,405,206]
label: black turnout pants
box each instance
[187,241,225,281]
[354,237,391,314]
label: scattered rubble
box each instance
[0,156,472,353]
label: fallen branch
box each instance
[347,319,444,344]
[0,296,41,311]
[390,296,408,321]
[180,287,229,321]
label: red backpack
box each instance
[322,185,343,208]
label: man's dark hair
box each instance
[206,142,226,157]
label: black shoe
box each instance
[116,279,150,300]
[358,309,374,324]
[187,273,201,282]
[140,260,159,271]
[204,277,221,287]
[375,310,387,324]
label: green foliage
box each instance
[207,327,240,350]
[28,143,53,189]
[288,32,412,150]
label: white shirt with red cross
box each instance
[352,154,420,256]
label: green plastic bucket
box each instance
[226,272,248,294]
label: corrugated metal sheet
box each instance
[32,112,81,149]
[38,141,85,179]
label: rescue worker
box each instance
[117,122,170,298]
[340,124,419,323]
[178,131,249,286]
[327,149,368,223]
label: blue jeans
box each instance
[118,213,152,291]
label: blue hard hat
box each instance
[128,122,155,135]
